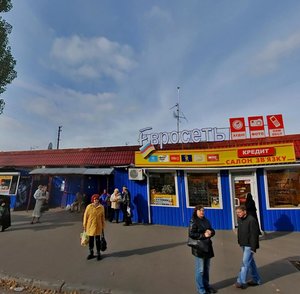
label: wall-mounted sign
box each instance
[135,143,295,167]
[267,114,285,137]
[248,115,265,138]
[229,117,247,140]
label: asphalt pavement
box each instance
[0,208,299,294]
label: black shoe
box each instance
[235,283,247,289]
[87,251,94,260]
[247,281,260,286]
[97,254,102,261]
[206,286,218,293]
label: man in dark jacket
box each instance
[235,205,261,289]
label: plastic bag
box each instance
[80,231,89,246]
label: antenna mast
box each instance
[176,86,180,134]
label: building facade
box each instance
[1,134,300,231]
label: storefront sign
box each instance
[229,117,247,139]
[267,114,285,137]
[139,127,227,149]
[237,147,275,158]
[135,143,295,167]
[248,116,265,138]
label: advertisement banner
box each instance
[267,114,285,137]
[0,175,13,195]
[248,115,265,138]
[135,143,295,167]
[229,117,246,140]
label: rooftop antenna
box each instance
[170,86,187,134]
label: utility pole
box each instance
[57,125,62,149]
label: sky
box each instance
[1,0,300,151]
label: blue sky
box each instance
[1,0,300,151]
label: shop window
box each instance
[149,172,177,206]
[186,172,220,208]
[267,169,300,208]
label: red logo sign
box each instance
[207,154,219,161]
[170,155,180,162]
[238,147,275,158]
[266,114,285,137]
[248,115,265,139]
[229,117,247,140]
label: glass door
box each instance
[231,173,260,228]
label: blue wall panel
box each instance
[257,168,300,231]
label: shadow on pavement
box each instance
[106,241,186,257]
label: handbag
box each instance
[80,231,89,246]
[100,231,107,251]
[40,202,49,213]
[187,237,211,252]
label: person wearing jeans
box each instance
[189,205,217,294]
[235,205,261,289]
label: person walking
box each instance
[245,193,262,234]
[31,185,47,224]
[235,205,261,289]
[0,198,10,232]
[122,186,132,226]
[99,189,110,219]
[189,205,217,294]
[83,194,105,261]
[109,188,122,223]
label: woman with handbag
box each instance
[188,205,217,294]
[83,194,105,261]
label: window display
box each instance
[186,172,220,208]
[267,169,300,208]
[149,172,177,206]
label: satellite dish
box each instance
[48,142,53,150]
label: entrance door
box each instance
[231,173,261,228]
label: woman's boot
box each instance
[87,250,94,260]
[97,251,102,261]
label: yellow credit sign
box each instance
[135,143,296,167]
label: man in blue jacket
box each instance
[235,205,261,289]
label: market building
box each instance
[1,115,300,231]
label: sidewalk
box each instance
[0,209,299,293]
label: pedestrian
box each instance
[83,194,105,261]
[31,185,47,224]
[235,205,261,289]
[70,191,84,212]
[109,188,122,223]
[0,198,10,232]
[122,186,132,226]
[188,205,217,294]
[99,189,110,219]
[245,193,262,235]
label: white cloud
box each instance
[253,33,300,74]
[49,35,138,82]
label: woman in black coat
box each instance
[188,205,217,294]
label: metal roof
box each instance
[0,134,300,168]
[29,167,114,175]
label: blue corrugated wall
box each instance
[133,170,234,229]
[257,169,300,231]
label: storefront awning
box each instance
[29,167,114,175]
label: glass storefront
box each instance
[186,172,221,208]
[149,172,177,206]
[267,169,300,208]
